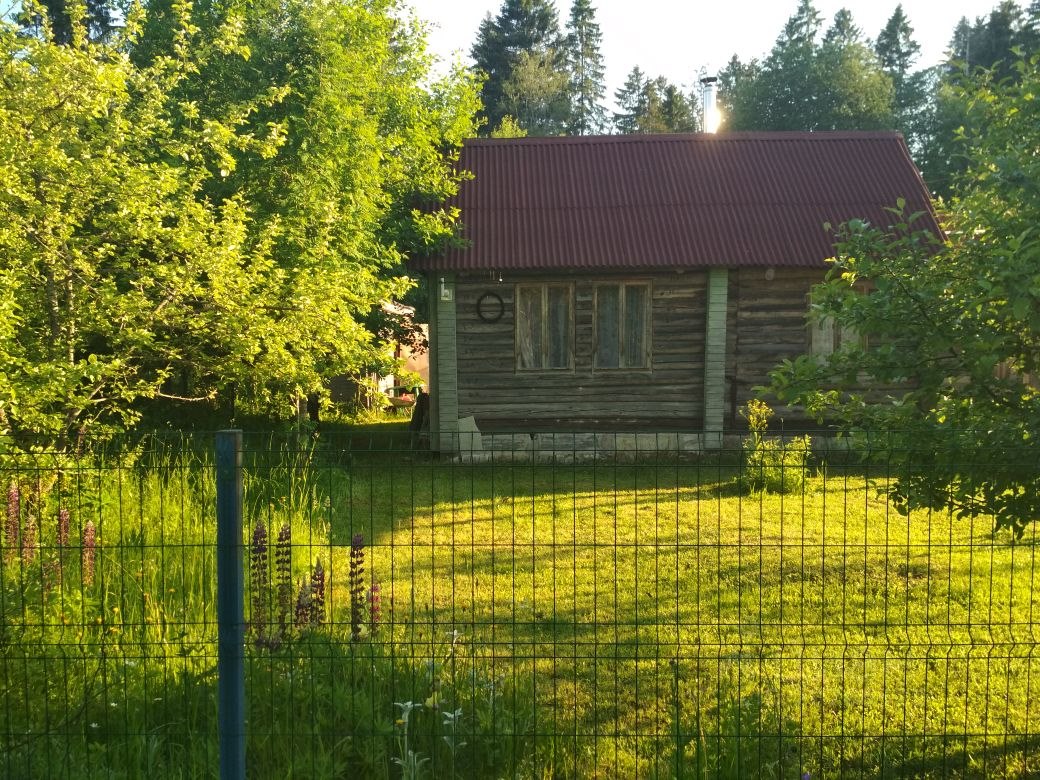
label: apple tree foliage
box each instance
[0,0,479,449]
[771,55,1040,535]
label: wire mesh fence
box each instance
[1,429,1037,778]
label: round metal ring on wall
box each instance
[476,292,505,323]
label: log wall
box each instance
[730,267,826,423]
[454,272,707,429]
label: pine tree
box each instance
[471,0,566,134]
[564,0,607,135]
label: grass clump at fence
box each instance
[2,432,1038,778]
[737,399,812,495]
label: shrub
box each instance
[738,400,811,494]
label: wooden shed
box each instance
[410,132,939,454]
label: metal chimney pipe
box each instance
[700,76,720,133]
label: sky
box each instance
[404,0,1008,102]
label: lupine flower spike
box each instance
[21,512,38,565]
[309,559,326,626]
[250,522,269,638]
[275,523,292,632]
[57,508,70,548]
[5,481,19,562]
[349,533,365,640]
[82,519,97,585]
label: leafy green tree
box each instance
[770,54,1040,535]
[918,3,1037,193]
[0,0,478,447]
[564,0,607,135]
[134,0,480,409]
[471,0,565,134]
[0,6,278,446]
[502,49,570,135]
[19,0,116,44]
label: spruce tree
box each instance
[876,5,920,78]
[22,0,116,44]
[613,66,648,134]
[564,0,607,135]
[659,83,697,132]
[823,8,861,47]
[471,0,566,134]
[816,12,894,131]
[876,5,926,149]
[720,2,891,132]
[758,0,823,129]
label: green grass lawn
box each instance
[328,444,1039,778]
[2,432,1037,778]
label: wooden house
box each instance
[409,132,939,455]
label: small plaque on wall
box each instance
[476,291,504,322]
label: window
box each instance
[807,299,860,357]
[594,282,651,369]
[516,284,573,370]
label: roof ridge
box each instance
[463,131,906,147]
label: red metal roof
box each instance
[410,132,940,272]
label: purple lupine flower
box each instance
[294,577,311,628]
[250,521,269,638]
[275,523,292,633]
[57,508,71,548]
[309,558,326,626]
[43,555,61,593]
[82,519,97,585]
[5,481,19,562]
[349,533,365,640]
[21,513,38,565]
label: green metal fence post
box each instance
[215,430,245,780]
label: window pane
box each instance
[623,285,648,368]
[517,286,542,369]
[546,286,571,368]
[596,286,620,368]
[810,316,835,357]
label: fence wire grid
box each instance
[1,430,1038,779]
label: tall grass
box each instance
[1,434,1038,778]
